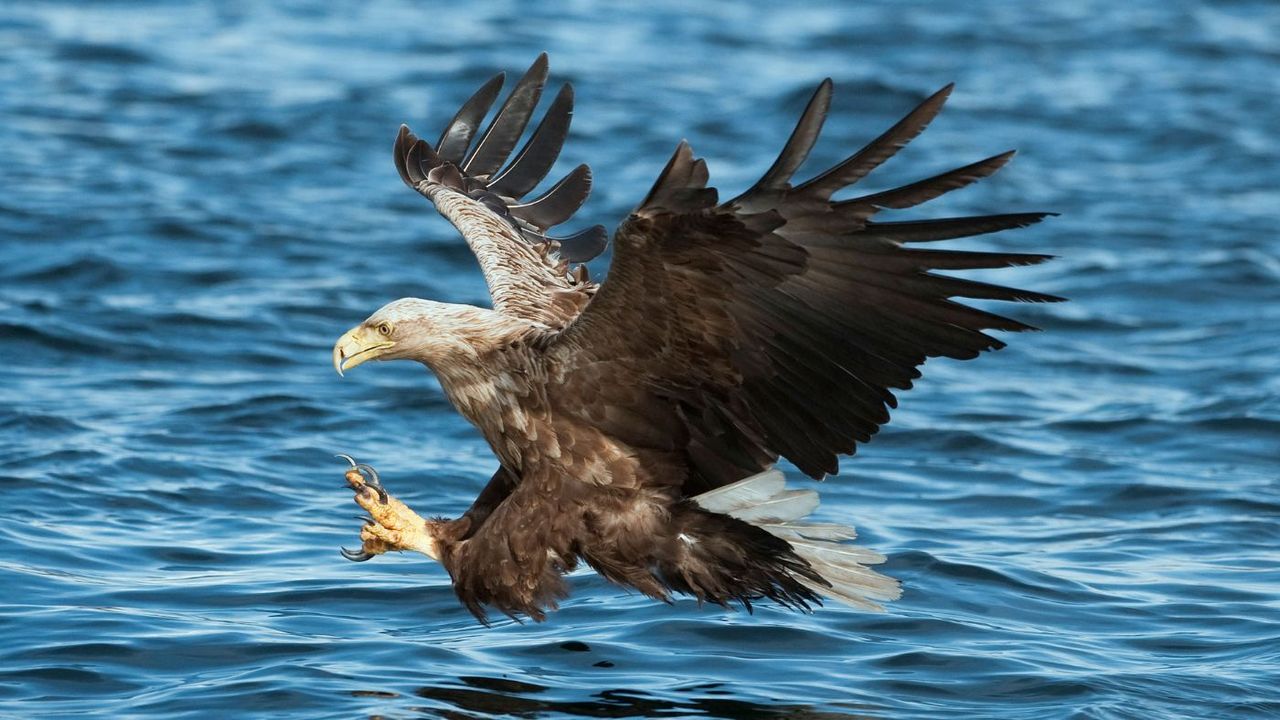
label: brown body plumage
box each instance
[333,55,1060,623]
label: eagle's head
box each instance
[332,298,523,376]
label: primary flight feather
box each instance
[332,54,1060,623]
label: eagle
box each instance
[332,54,1059,623]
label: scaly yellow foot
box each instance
[337,455,438,561]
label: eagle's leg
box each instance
[339,457,438,561]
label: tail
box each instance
[692,469,901,611]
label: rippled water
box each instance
[3,1,1278,718]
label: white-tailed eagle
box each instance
[332,54,1060,623]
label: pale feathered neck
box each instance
[389,302,541,364]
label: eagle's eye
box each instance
[377,322,393,336]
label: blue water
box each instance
[2,1,1278,718]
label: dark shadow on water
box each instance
[354,675,877,719]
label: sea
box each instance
[1,1,1277,718]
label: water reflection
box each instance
[353,674,877,718]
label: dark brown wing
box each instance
[549,80,1061,488]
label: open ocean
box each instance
[2,1,1277,718]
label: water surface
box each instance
[2,1,1278,718]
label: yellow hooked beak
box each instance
[332,326,395,377]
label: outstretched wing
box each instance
[394,54,607,327]
[549,80,1062,487]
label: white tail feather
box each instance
[725,489,819,523]
[691,468,900,611]
[693,469,786,513]
[761,522,859,542]
[787,538,887,566]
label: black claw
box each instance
[340,546,374,562]
[338,455,387,501]
[372,485,388,504]
[353,463,382,488]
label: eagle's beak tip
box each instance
[333,334,352,377]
